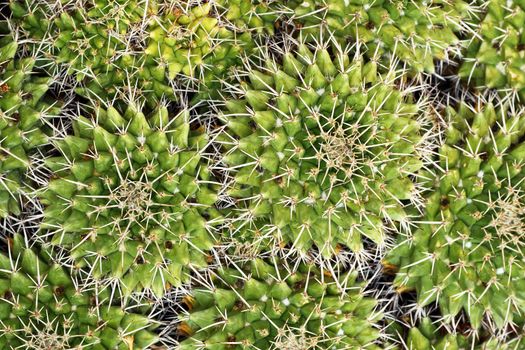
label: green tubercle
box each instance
[0,35,61,218]
[459,0,525,101]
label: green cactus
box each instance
[39,102,220,296]
[177,258,383,349]
[218,43,433,258]
[10,0,231,103]
[213,0,278,34]
[283,0,476,73]
[0,36,61,218]
[189,0,282,101]
[385,101,525,331]
[145,1,223,80]
[459,0,525,101]
[400,318,522,349]
[0,233,159,349]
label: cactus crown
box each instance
[39,102,220,296]
[218,42,435,259]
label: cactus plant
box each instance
[400,318,521,349]
[39,102,220,296]
[9,0,231,102]
[217,43,435,259]
[282,0,477,73]
[0,35,61,218]
[3,0,525,347]
[0,233,159,349]
[385,101,525,331]
[459,0,525,101]
[176,258,384,349]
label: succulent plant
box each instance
[39,102,220,296]
[282,0,476,73]
[177,258,384,349]
[10,0,165,101]
[0,35,61,218]
[217,43,435,259]
[385,101,525,331]
[10,0,232,103]
[459,0,525,101]
[400,318,521,350]
[0,233,159,349]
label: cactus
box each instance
[10,0,230,102]
[459,0,525,101]
[176,258,384,349]
[0,35,61,218]
[385,101,525,331]
[217,43,435,259]
[0,233,159,349]
[213,0,278,34]
[400,318,521,349]
[145,1,222,81]
[39,102,220,296]
[282,0,477,73]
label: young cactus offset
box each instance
[283,0,476,73]
[177,258,384,349]
[39,102,220,296]
[0,233,159,349]
[385,101,525,331]
[0,36,60,218]
[459,0,525,101]
[218,43,435,259]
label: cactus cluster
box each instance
[1,0,525,348]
